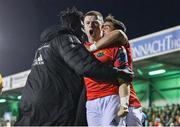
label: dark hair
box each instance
[59,7,84,30]
[58,7,87,41]
[105,14,126,33]
[84,11,103,22]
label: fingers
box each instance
[117,105,129,117]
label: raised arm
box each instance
[89,30,128,51]
[53,34,133,82]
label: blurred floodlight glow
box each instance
[148,69,166,76]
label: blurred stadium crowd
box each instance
[0,104,179,126]
[143,104,180,126]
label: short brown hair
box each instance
[105,14,126,33]
[84,11,103,22]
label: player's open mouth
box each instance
[89,29,94,35]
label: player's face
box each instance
[84,15,103,40]
[102,21,115,35]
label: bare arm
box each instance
[117,79,130,97]
[113,47,131,117]
[117,80,130,117]
[88,30,128,51]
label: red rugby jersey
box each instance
[84,42,141,107]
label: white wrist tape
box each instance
[120,96,129,106]
[89,43,97,51]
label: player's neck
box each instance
[88,36,101,43]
